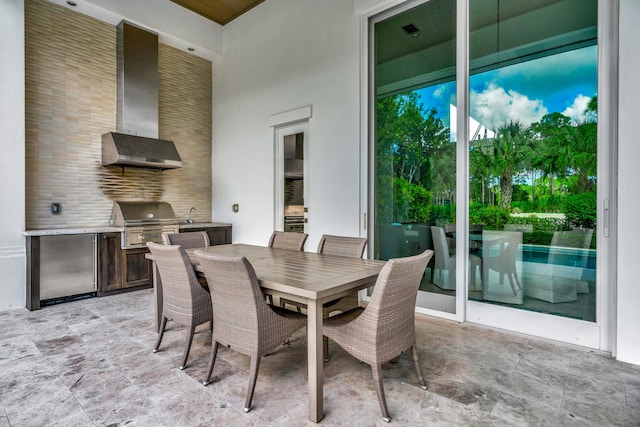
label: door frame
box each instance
[270,106,312,233]
[273,121,309,233]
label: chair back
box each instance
[147,242,209,325]
[551,228,593,249]
[550,228,593,269]
[483,230,522,273]
[195,252,269,351]
[430,226,450,268]
[411,224,433,253]
[361,250,433,357]
[162,231,210,249]
[317,235,367,258]
[268,231,308,251]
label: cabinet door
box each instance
[98,233,122,292]
[180,226,232,245]
[122,247,152,288]
[208,226,232,245]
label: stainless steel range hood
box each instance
[102,21,181,170]
[102,132,181,170]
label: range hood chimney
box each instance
[102,21,181,170]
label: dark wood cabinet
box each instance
[98,225,231,295]
[98,233,122,293]
[121,247,153,288]
[98,232,152,294]
[181,225,232,245]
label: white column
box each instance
[0,0,26,311]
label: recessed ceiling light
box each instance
[67,1,77,6]
[402,23,419,35]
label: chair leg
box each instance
[244,356,262,413]
[411,346,428,390]
[323,336,330,362]
[371,363,391,423]
[180,325,196,370]
[153,316,168,353]
[507,274,518,296]
[203,341,219,386]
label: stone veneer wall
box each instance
[25,0,212,229]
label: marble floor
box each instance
[1,289,639,426]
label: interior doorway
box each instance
[274,121,308,234]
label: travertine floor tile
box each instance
[1,289,639,426]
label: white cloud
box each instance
[433,86,446,99]
[562,94,591,123]
[470,83,548,131]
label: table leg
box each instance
[307,298,324,422]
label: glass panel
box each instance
[372,0,457,312]
[468,0,598,321]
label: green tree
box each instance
[471,120,533,209]
[375,92,449,223]
[531,112,574,195]
[531,96,597,195]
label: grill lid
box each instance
[111,201,177,226]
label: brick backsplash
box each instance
[25,0,212,229]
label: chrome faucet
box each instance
[187,207,196,223]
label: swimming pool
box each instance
[521,244,596,270]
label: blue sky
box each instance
[418,45,598,134]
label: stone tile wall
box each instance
[25,0,212,229]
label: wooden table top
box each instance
[185,244,386,302]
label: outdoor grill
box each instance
[111,201,179,248]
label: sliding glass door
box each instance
[468,0,598,322]
[371,0,459,316]
[369,0,612,348]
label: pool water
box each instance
[521,244,596,270]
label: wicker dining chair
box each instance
[279,235,368,359]
[162,231,210,248]
[268,231,308,251]
[163,231,211,289]
[147,242,213,370]
[195,251,307,413]
[323,250,434,423]
[281,235,368,313]
[265,231,308,304]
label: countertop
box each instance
[23,226,124,236]
[179,222,232,229]
[24,222,232,237]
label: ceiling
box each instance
[170,0,265,25]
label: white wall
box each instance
[212,0,363,249]
[615,0,640,365]
[0,0,26,310]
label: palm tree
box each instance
[471,120,533,208]
[531,110,597,195]
[531,112,574,195]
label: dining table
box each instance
[147,243,386,423]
